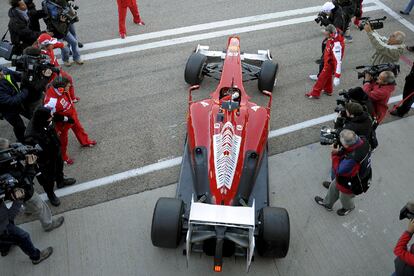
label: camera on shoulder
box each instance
[11,50,59,83]
[356,63,400,80]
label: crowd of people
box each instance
[0,0,413,273]
[0,0,144,265]
[305,1,414,275]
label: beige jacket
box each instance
[367,31,405,65]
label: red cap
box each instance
[37,33,58,46]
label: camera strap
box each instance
[1,29,9,41]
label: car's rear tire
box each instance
[184,52,207,85]
[257,206,290,258]
[258,61,278,92]
[151,197,184,248]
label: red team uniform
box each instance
[307,31,345,98]
[116,0,144,38]
[44,85,95,163]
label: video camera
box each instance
[356,63,400,80]
[400,201,414,220]
[0,174,18,199]
[358,16,387,31]
[60,0,79,24]
[0,144,42,170]
[11,53,59,82]
[315,12,328,26]
[320,126,340,146]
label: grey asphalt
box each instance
[1,0,413,212]
[1,114,413,276]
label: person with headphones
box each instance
[306,24,345,99]
[43,76,96,165]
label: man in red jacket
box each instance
[36,33,79,102]
[363,71,396,123]
[116,0,145,39]
[393,218,414,276]
[306,24,345,99]
[44,76,96,165]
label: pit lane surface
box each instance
[0,0,413,212]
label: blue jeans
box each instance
[1,224,40,260]
[61,24,81,62]
[404,0,414,13]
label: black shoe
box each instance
[78,42,83,48]
[315,58,322,64]
[32,247,53,265]
[400,11,409,15]
[337,208,354,216]
[0,245,11,257]
[48,193,61,207]
[56,177,76,189]
[44,216,65,232]
[322,181,331,189]
[407,46,414,52]
[390,110,404,117]
[314,196,333,211]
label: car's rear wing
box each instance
[186,197,256,272]
[195,44,272,62]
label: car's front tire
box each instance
[151,197,184,248]
[258,60,278,92]
[184,52,207,85]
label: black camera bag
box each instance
[0,30,14,61]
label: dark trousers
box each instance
[3,111,32,142]
[0,224,40,260]
[396,89,414,116]
[37,158,65,197]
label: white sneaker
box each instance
[309,75,318,81]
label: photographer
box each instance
[363,71,396,123]
[25,107,76,206]
[0,188,53,264]
[364,23,405,65]
[43,0,84,66]
[24,0,47,32]
[7,0,42,56]
[307,24,344,99]
[44,77,96,165]
[0,66,30,142]
[315,130,371,216]
[20,47,55,117]
[316,2,346,32]
[393,202,414,276]
[336,0,357,42]
[0,138,65,231]
[334,102,373,142]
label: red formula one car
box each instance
[151,36,289,272]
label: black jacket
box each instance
[25,109,63,183]
[43,0,70,39]
[335,112,373,141]
[0,68,28,114]
[8,8,41,56]
[0,200,22,233]
[25,0,47,32]
[321,5,346,32]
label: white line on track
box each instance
[56,6,385,62]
